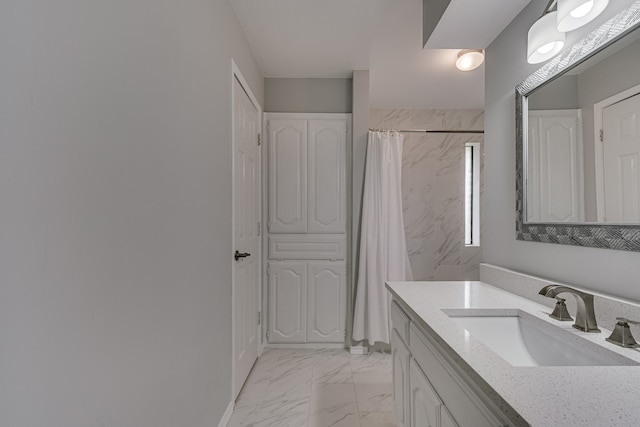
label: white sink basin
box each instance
[444,309,638,367]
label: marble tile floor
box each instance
[227,348,396,427]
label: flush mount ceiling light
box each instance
[557,0,609,32]
[455,49,485,71]
[527,11,566,64]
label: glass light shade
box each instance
[557,0,609,32]
[527,12,566,64]
[455,49,484,71]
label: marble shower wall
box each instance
[370,109,484,280]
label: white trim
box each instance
[593,83,640,222]
[231,58,263,401]
[217,401,235,427]
[266,343,347,350]
[349,345,369,355]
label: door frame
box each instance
[594,83,640,221]
[230,58,263,400]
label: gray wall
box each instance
[0,1,263,426]
[578,37,640,221]
[265,78,352,113]
[484,0,640,302]
[527,75,579,110]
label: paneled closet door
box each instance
[268,119,307,233]
[307,120,347,233]
[306,261,346,342]
[268,261,307,343]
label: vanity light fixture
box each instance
[455,49,485,71]
[557,0,609,32]
[527,10,566,64]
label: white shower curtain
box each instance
[352,131,413,345]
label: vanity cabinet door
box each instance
[441,406,460,427]
[306,261,346,342]
[268,261,307,343]
[409,358,442,427]
[392,331,410,427]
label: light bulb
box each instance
[537,42,556,55]
[570,0,594,18]
[455,50,484,71]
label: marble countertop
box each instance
[386,281,640,427]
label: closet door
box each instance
[307,120,347,233]
[269,119,307,233]
[268,261,307,343]
[306,261,346,342]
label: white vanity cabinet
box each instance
[390,300,511,427]
[265,113,350,345]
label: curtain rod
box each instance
[369,128,484,134]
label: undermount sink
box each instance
[443,309,638,367]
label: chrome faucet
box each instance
[539,285,600,333]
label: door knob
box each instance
[234,250,251,261]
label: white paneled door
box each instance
[268,262,307,343]
[603,93,640,222]
[268,119,307,233]
[306,261,346,342]
[308,120,347,233]
[232,74,260,399]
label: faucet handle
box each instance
[549,297,573,321]
[606,318,640,348]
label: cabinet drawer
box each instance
[390,301,410,346]
[409,324,507,427]
[269,235,346,260]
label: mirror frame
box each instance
[516,0,640,252]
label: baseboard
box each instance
[349,345,368,355]
[217,401,234,427]
[266,343,346,350]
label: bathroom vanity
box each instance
[387,279,640,427]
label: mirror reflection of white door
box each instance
[232,70,261,399]
[602,93,640,223]
[527,110,584,222]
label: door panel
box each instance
[233,76,260,398]
[306,261,346,342]
[392,331,410,427]
[603,93,640,222]
[410,359,442,427]
[268,262,307,343]
[308,120,346,233]
[268,119,307,233]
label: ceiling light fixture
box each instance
[455,49,485,71]
[527,10,565,64]
[557,0,609,32]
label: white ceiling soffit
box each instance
[231,0,522,108]
[425,0,533,49]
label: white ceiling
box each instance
[231,0,532,108]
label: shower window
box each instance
[465,143,480,246]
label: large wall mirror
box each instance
[516,1,640,251]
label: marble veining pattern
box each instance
[228,349,394,427]
[370,108,483,281]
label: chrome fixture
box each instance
[539,285,600,332]
[606,318,640,348]
[549,297,573,321]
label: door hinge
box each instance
[344,330,347,338]
[267,265,271,275]
[266,221,270,232]
[258,221,261,236]
[266,330,270,340]
[258,133,262,146]
[266,122,270,132]
[257,311,262,325]
[600,129,604,142]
